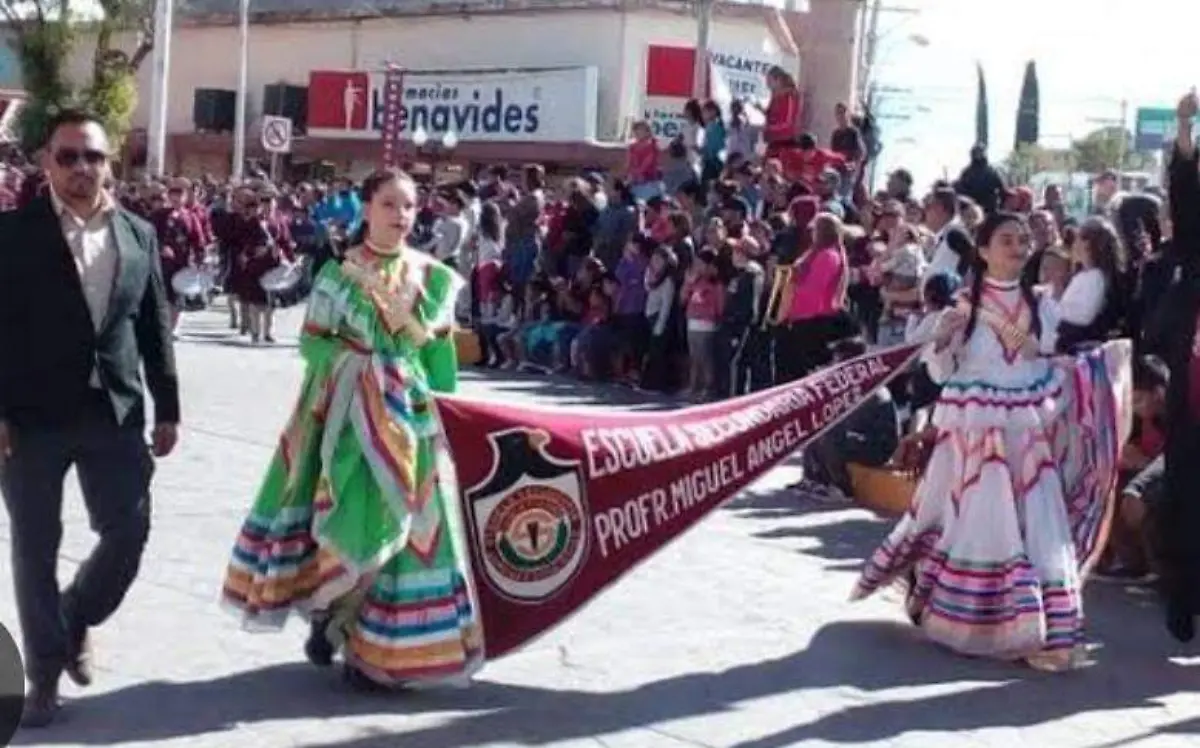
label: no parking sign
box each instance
[261,115,293,154]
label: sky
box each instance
[869,0,1198,189]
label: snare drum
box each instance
[259,262,307,308]
[171,267,215,311]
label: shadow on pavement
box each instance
[22,612,1195,747]
[733,592,1200,747]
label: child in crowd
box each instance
[626,120,662,201]
[875,223,927,345]
[662,136,698,195]
[550,258,603,373]
[718,237,769,397]
[1037,244,1072,300]
[1098,355,1170,582]
[905,270,961,344]
[478,275,517,368]
[700,100,727,184]
[571,282,617,381]
[613,235,653,385]
[903,271,962,433]
[682,247,724,401]
[646,197,675,244]
[500,278,555,371]
[473,257,503,365]
[641,245,679,392]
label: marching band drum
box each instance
[171,260,219,311]
[259,258,309,308]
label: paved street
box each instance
[4,303,1200,748]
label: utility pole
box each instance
[859,0,882,105]
[857,2,920,105]
[1116,98,1129,171]
[693,0,714,101]
[231,0,250,182]
[146,0,173,176]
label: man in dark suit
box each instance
[0,109,180,727]
[1146,91,1200,644]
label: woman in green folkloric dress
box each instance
[220,170,482,690]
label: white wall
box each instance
[55,6,814,144]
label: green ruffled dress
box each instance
[221,245,482,686]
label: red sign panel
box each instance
[307,70,371,131]
[646,45,700,98]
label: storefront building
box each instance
[62,0,862,176]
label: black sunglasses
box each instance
[53,148,107,168]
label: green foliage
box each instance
[6,0,152,153]
[1069,127,1154,174]
[81,65,138,149]
[1003,143,1045,184]
[12,18,75,151]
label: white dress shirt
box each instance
[51,188,118,386]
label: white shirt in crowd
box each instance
[924,219,968,281]
[476,235,503,264]
[880,241,927,284]
[426,212,471,264]
[1055,266,1106,326]
[904,311,941,344]
[644,277,676,337]
[481,294,516,329]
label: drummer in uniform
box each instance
[228,184,295,344]
[152,179,206,332]
[182,177,216,258]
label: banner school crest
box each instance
[438,343,931,658]
[465,428,589,604]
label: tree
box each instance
[974,62,989,149]
[1,0,153,152]
[1004,143,1047,184]
[1014,60,1039,149]
[1069,126,1154,174]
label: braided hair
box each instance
[961,211,1041,344]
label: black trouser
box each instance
[775,316,841,383]
[1,394,153,683]
[716,326,772,398]
[1157,425,1200,614]
[803,421,898,495]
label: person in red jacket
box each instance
[761,66,802,158]
[779,133,846,187]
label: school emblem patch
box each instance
[466,428,589,603]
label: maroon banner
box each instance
[435,343,923,659]
[379,65,404,168]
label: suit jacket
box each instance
[0,195,180,430]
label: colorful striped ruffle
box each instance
[221,504,351,628]
[854,527,1084,657]
[345,568,484,685]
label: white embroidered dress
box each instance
[853,277,1129,667]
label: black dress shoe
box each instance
[64,629,93,688]
[304,618,334,667]
[1166,597,1195,643]
[20,679,60,729]
[342,663,389,693]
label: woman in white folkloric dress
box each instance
[853,211,1128,672]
